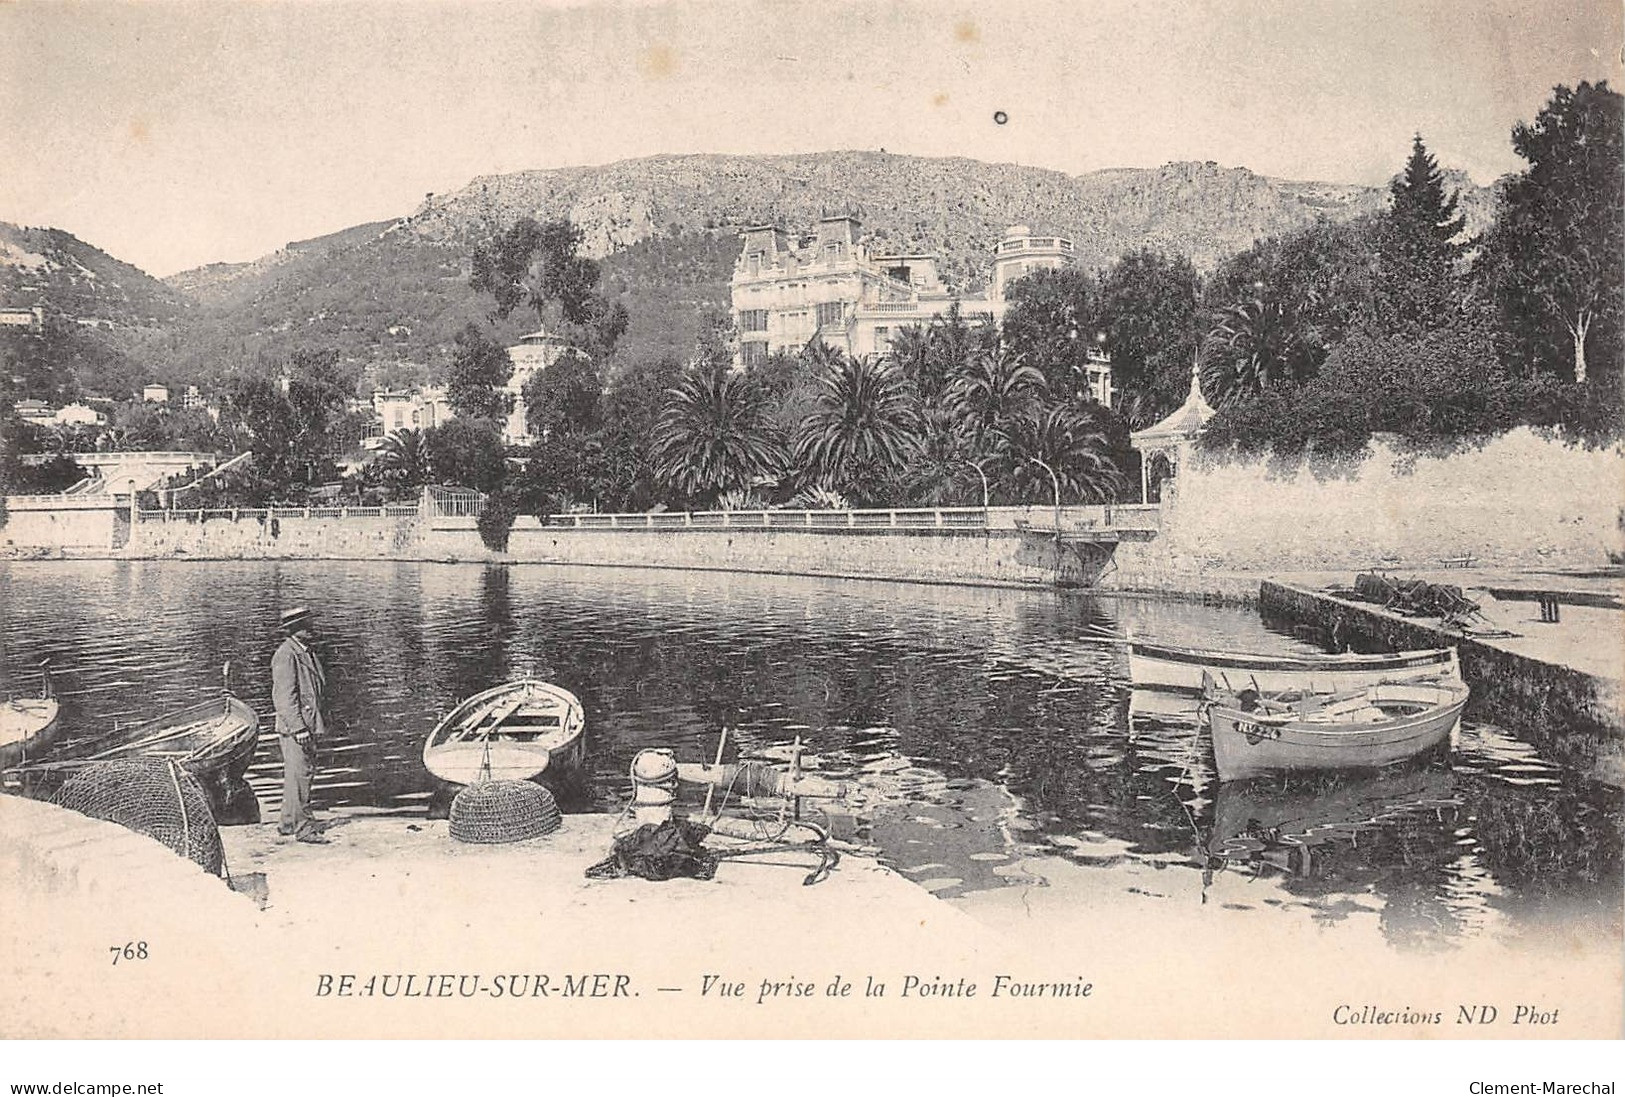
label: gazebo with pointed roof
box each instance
[1130,358,1216,503]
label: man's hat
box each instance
[279,606,314,632]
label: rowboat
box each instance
[1204,677,1469,782]
[422,680,586,788]
[3,693,261,821]
[1129,639,1460,696]
[0,662,60,769]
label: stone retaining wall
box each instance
[107,513,1123,587]
[128,513,421,559]
[433,520,1111,587]
[1169,431,1625,573]
[1259,580,1623,787]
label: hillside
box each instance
[0,222,191,327]
[400,153,1391,286]
[151,152,1450,381]
[5,151,1500,394]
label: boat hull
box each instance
[422,680,586,793]
[1208,683,1468,782]
[93,696,260,784]
[0,698,61,770]
[5,695,260,822]
[1130,641,1459,695]
[424,734,586,787]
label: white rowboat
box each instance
[1205,678,1469,782]
[422,680,586,787]
[1129,640,1460,695]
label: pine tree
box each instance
[1391,134,1466,249]
[1373,135,1466,334]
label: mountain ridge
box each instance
[4,151,1499,394]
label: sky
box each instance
[2,0,1620,277]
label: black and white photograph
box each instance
[1,0,1620,1078]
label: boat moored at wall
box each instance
[1129,639,1460,696]
[1204,677,1470,782]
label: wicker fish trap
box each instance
[55,759,225,876]
[449,780,562,844]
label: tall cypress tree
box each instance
[1373,135,1466,334]
[1392,135,1466,248]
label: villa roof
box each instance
[517,329,569,345]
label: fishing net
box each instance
[585,819,718,882]
[54,760,225,877]
[449,780,562,844]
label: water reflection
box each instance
[1,559,1618,951]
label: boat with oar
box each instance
[1202,673,1469,783]
[1,661,60,770]
[1129,639,1460,696]
[3,666,261,821]
[422,679,586,790]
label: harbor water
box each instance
[1,559,1618,952]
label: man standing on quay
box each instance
[271,606,330,843]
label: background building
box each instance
[0,306,46,330]
[370,387,454,439]
[505,328,577,446]
[731,218,1110,403]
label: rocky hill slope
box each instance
[6,152,1499,393]
[1,222,191,327]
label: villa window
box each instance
[739,309,769,333]
[816,302,844,328]
[740,342,768,368]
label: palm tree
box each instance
[900,409,982,506]
[651,364,785,505]
[799,337,845,374]
[794,353,921,500]
[1112,388,1165,431]
[379,428,431,496]
[946,348,1046,446]
[996,401,1127,505]
[1205,293,1319,402]
[883,323,940,402]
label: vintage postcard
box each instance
[1,0,1621,1056]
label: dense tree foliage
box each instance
[1099,250,1202,426]
[999,269,1105,397]
[0,414,87,499]
[445,324,514,421]
[1480,81,1623,390]
[997,400,1129,505]
[215,348,362,498]
[1200,86,1625,460]
[470,216,629,361]
[522,352,602,441]
[378,428,432,498]
[426,417,508,495]
[1202,316,1522,463]
[1372,135,1467,335]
